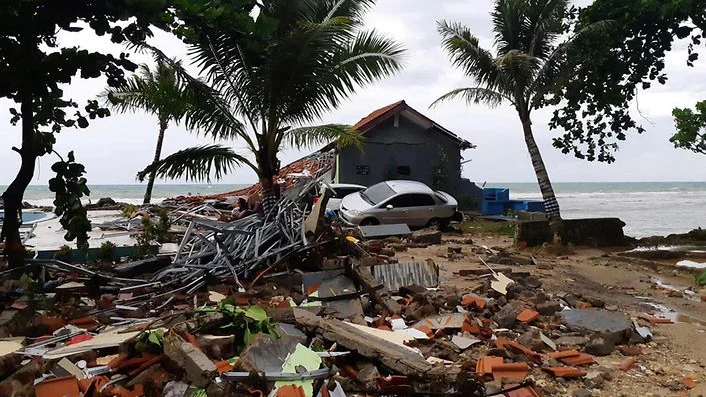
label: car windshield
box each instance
[360,182,396,205]
[434,192,448,203]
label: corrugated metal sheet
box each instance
[371,260,439,292]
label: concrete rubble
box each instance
[0,154,698,396]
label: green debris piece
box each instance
[275,343,323,397]
[696,269,706,286]
[244,305,268,322]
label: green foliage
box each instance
[214,300,278,352]
[135,209,174,246]
[697,269,706,286]
[54,244,73,262]
[135,329,164,353]
[671,100,706,155]
[0,0,184,265]
[546,0,705,162]
[687,227,706,240]
[98,241,116,262]
[432,146,453,192]
[461,219,516,237]
[141,0,405,186]
[48,151,91,251]
[121,204,139,218]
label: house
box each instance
[332,100,482,209]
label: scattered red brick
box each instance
[462,320,481,335]
[560,353,596,366]
[377,375,413,394]
[476,356,504,376]
[617,345,643,356]
[461,295,487,310]
[542,366,587,378]
[516,309,540,323]
[276,385,307,397]
[638,314,673,324]
[496,337,542,360]
[547,349,580,359]
[35,376,80,397]
[575,301,592,309]
[682,376,696,389]
[492,362,530,381]
[619,358,637,371]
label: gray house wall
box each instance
[337,116,463,194]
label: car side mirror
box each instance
[386,205,393,210]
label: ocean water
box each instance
[3,182,706,238]
[4,184,248,207]
[486,182,706,238]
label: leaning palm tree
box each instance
[140,0,404,210]
[433,0,604,239]
[103,60,191,204]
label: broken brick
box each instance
[492,362,529,382]
[619,358,637,371]
[516,309,540,323]
[542,366,587,378]
[547,349,580,359]
[638,314,673,324]
[377,375,413,394]
[560,353,595,366]
[461,295,487,310]
[476,356,504,376]
[682,376,696,389]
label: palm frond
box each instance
[137,145,256,183]
[437,21,500,89]
[282,124,364,150]
[431,87,511,108]
[142,44,252,147]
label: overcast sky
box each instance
[1,0,704,186]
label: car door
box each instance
[405,194,437,226]
[377,194,413,224]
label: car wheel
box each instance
[360,218,379,226]
[427,217,450,229]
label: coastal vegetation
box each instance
[138,0,405,203]
[102,60,198,205]
[671,100,706,155]
[433,0,604,239]
[547,0,705,162]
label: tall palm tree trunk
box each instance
[521,117,563,239]
[143,117,168,205]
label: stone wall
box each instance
[516,218,628,247]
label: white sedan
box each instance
[324,183,367,212]
[339,180,458,228]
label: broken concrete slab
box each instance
[280,308,450,380]
[359,224,412,238]
[559,309,632,335]
[411,229,442,245]
[163,333,216,388]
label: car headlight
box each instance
[347,209,362,216]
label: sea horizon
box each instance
[3,181,706,238]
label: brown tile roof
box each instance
[353,100,405,131]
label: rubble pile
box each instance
[0,159,692,396]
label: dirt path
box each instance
[398,234,706,396]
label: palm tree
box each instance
[103,60,191,204]
[140,0,405,210]
[433,0,603,239]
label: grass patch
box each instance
[460,219,516,237]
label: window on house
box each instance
[396,165,411,176]
[356,165,369,175]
